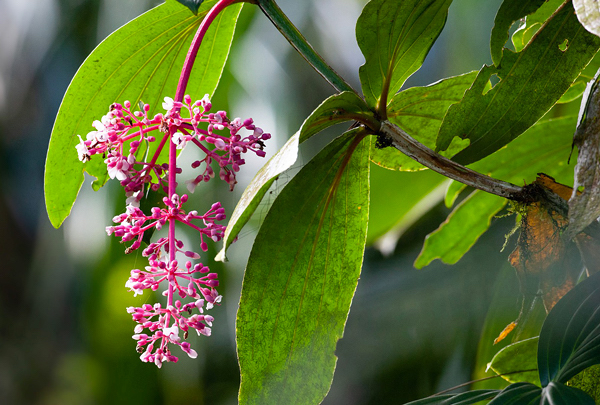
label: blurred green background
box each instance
[0,0,554,403]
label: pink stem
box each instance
[167,132,177,311]
[173,0,237,103]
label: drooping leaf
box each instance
[44,0,241,228]
[371,72,476,171]
[574,0,600,37]
[414,190,506,268]
[568,69,600,238]
[436,1,600,165]
[489,337,541,386]
[298,91,374,143]
[402,389,500,405]
[215,132,300,262]
[217,92,374,261]
[537,270,600,386]
[356,0,453,110]
[487,382,542,405]
[367,166,446,245]
[237,132,370,405]
[541,382,595,404]
[490,0,547,66]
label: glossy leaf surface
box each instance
[487,382,541,405]
[489,337,541,386]
[357,0,453,110]
[538,271,600,386]
[436,1,600,165]
[45,0,241,228]
[403,389,500,405]
[237,132,370,404]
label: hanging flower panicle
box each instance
[76,93,270,367]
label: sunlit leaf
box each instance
[574,0,600,37]
[356,0,453,110]
[237,132,370,405]
[217,92,373,261]
[538,270,600,386]
[215,133,300,262]
[490,0,546,66]
[371,72,476,171]
[414,190,506,268]
[489,337,541,386]
[44,0,241,228]
[436,1,600,165]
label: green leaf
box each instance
[538,271,600,386]
[489,337,541,386]
[371,72,476,171]
[436,1,600,165]
[402,389,500,405]
[44,0,241,228]
[237,132,370,405]
[444,180,466,208]
[567,365,600,402]
[487,382,541,405]
[367,166,446,245]
[215,132,300,262]
[490,0,546,66]
[414,190,506,268]
[298,91,374,143]
[511,0,565,52]
[356,0,453,110]
[216,92,373,261]
[541,382,595,404]
[175,0,204,15]
[574,0,600,37]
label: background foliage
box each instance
[3,0,593,404]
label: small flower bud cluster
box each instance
[76,94,270,367]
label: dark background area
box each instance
[0,0,538,403]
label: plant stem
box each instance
[255,0,356,94]
[379,121,528,201]
[174,0,238,103]
[167,134,177,310]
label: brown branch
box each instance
[379,120,530,201]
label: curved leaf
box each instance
[414,190,506,268]
[436,1,600,165]
[489,337,541,386]
[299,91,373,143]
[574,0,600,37]
[541,382,595,404]
[237,132,370,404]
[217,92,373,260]
[371,72,476,171]
[490,0,546,66]
[44,0,241,228]
[356,0,453,110]
[402,389,500,405]
[487,382,541,405]
[538,271,600,386]
[215,132,300,262]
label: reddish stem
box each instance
[174,0,238,103]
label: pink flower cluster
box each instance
[77,94,269,367]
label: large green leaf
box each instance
[436,1,600,165]
[356,0,453,110]
[414,190,506,268]
[416,116,577,268]
[44,0,241,228]
[371,72,476,171]
[538,271,600,386]
[402,389,500,405]
[489,337,541,386]
[237,132,370,405]
[216,92,373,261]
[574,0,600,37]
[541,382,595,404]
[490,0,546,66]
